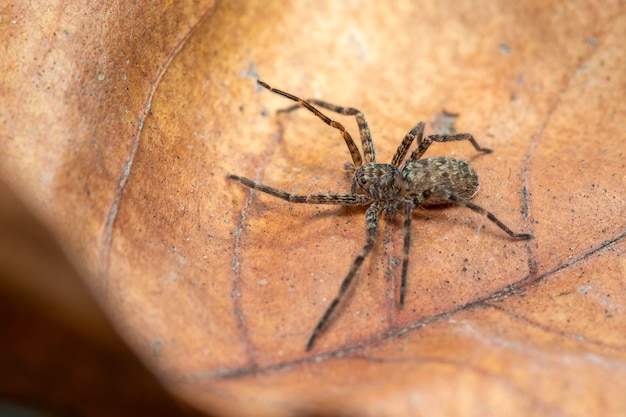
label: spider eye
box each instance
[359,177,367,185]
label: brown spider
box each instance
[229,80,533,351]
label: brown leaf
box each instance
[2,1,625,416]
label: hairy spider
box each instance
[229,80,533,351]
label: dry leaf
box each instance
[2,1,625,416]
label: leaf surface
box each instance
[2,1,625,416]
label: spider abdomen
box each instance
[402,157,479,205]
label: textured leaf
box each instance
[2,1,625,416]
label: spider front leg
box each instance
[257,80,364,168]
[279,99,376,165]
[306,203,381,351]
[416,186,533,240]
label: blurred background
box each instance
[0,179,198,417]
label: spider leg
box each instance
[391,122,425,167]
[306,203,381,351]
[409,132,492,161]
[257,80,363,168]
[283,99,376,165]
[399,201,414,307]
[416,186,533,239]
[228,175,372,205]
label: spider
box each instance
[229,80,533,351]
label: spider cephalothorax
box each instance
[352,163,403,201]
